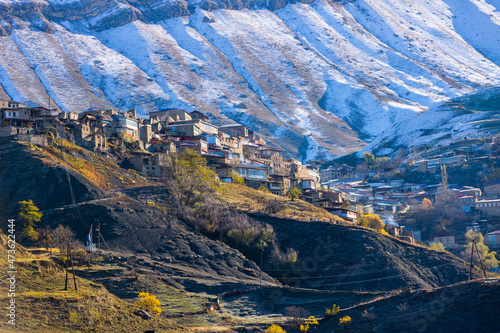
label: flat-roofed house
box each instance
[0,99,23,108]
[150,109,192,124]
[484,180,500,196]
[475,198,500,217]
[484,230,500,248]
[430,230,455,248]
[219,123,251,137]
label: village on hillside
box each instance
[1,98,500,263]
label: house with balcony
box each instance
[216,162,269,190]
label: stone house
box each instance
[150,109,192,123]
[484,230,500,248]
[0,108,35,137]
[189,110,210,122]
[218,123,251,137]
[268,174,291,196]
[484,180,500,196]
[75,115,107,150]
[129,153,169,177]
[475,198,500,217]
[165,123,202,137]
[149,138,177,154]
[0,99,23,108]
[176,137,209,154]
[430,230,455,248]
[217,163,269,190]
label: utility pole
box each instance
[96,222,113,255]
[69,243,79,292]
[259,248,264,287]
[473,241,488,278]
[469,240,475,281]
[64,244,69,290]
[469,239,488,280]
[97,223,101,253]
[64,243,79,292]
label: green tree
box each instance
[440,164,448,191]
[362,152,375,169]
[256,228,273,285]
[18,200,42,242]
[374,157,391,170]
[429,242,445,251]
[287,187,301,201]
[227,227,260,246]
[164,149,218,210]
[463,231,499,270]
[135,292,162,315]
[229,170,245,185]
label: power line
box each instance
[272,262,454,286]
[59,137,88,227]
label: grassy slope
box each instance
[216,183,344,222]
[40,140,152,191]
[0,232,183,333]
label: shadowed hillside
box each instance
[251,214,481,292]
[316,280,500,333]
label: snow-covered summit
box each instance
[0,0,499,160]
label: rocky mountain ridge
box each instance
[1,0,499,159]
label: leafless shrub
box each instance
[397,302,410,313]
[50,225,79,251]
[361,309,377,329]
[270,243,298,266]
[265,200,284,214]
[286,306,309,327]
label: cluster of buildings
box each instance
[2,98,499,250]
[0,99,320,196]
[314,146,500,250]
[310,169,500,248]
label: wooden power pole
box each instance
[64,243,79,292]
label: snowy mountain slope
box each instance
[364,87,500,157]
[0,0,499,159]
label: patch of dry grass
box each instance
[216,183,343,222]
[35,140,152,190]
[0,233,182,333]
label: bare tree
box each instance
[286,306,309,328]
[50,225,78,251]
